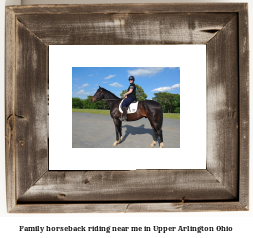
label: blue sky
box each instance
[72,67,180,99]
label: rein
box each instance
[105,99,122,100]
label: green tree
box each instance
[82,97,92,109]
[86,96,110,110]
[120,84,147,101]
[80,96,89,109]
[173,95,180,113]
[72,97,83,108]
[174,107,180,113]
[152,92,180,113]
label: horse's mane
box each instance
[101,87,120,99]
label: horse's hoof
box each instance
[119,136,123,142]
[113,141,119,146]
[160,142,164,148]
[150,141,156,148]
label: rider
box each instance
[119,76,137,121]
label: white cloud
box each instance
[78,83,89,88]
[75,90,91,95]
[89,75,93,76]
[151,84,180,92]
[128,67,165,77]
[105,75,116,79]
[109,82,123,87]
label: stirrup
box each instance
[120,107,127,121]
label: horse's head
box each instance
[91,86,104,102]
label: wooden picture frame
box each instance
[5,3,249,213]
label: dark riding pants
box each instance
[122,97,134,108]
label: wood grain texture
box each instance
[10,202,247,213]
[18,170,236,203]
[238,4,249,208]
[5,7,16,212]
[126,202,247,213]
[15,20,48,200]
[206,16,239,198]
[7,3,246,15]
[16,13,235,45]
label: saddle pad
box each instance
[119,100,139,114]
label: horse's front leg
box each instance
[112,118,122,146]
[119,120,123,142]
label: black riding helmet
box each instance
[129,76,135,82]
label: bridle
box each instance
[92,90,124,101]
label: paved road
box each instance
[72,112,180,148]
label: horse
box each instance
[91,86,164,148]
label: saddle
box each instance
[119,99,138,114]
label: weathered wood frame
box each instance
[5,4,249,213]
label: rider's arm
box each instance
[124,88,133,97]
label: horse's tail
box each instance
[158,103,163,127]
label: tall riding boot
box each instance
[119,107,127,121]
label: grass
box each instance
[72,108,110,115]
[163,113,180,119]
[73,108,180,119]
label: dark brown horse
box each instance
[92,86,164,148]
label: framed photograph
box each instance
[5,3,249,212]
[49,45,205,170]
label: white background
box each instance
[0,0,252,237]
[49,45,206,170]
